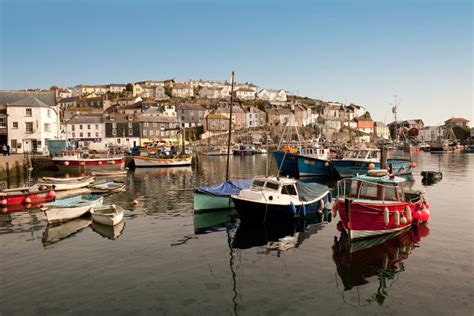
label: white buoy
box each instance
[400,215,407,225]
[384,207,390,226]
[394,210,400,227]
[405,205,412,222]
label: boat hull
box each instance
[1,189,55,206]
[297,156,330,177]
[53,157,125,172]
[332,159,413,177]
[44,196,103,223]
[38,178,94,191]
[193,193,234,213]
[91,211,124,226]
[335,198,424,240]
[232,193,330,224]
[273,151,298,177]
[134,156,192,167]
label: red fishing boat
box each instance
[52,150,125,171]
[0,185,56,207]
[333,169,430,240]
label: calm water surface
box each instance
[0,153,473,315]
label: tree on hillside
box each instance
[125,83,133,92]
[49,85,59,90]
[164,86,173,98]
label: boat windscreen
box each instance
[252,180,266,188]
[265,182,280,191]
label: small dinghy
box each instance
[38,176,95,191]
[89,181,126,194]
[43,195,104,224]
[90,204,124,226]
[91,169,128,177]
[41,176,90,182]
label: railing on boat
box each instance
[336,178,404,203]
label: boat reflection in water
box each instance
[42,217,92,247]
[193,209,237,234]
[91,220,126,240]
[332,224,430,306]
[232,210,332,254]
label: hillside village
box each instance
[0,78,471,154]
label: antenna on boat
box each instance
[225,71,235,182]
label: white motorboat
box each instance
[89,181,126,194]
[134,155,192,167]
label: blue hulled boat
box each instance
[273,146,331,178]
[332,148,415,178]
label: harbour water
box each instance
[0,152,473,315]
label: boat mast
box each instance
[225,71,235,182]
[391,95,400,143]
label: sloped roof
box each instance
[68,115,103,124]
[445,117,469,123]
[177,103,206,111]
[0,91,55,107]
[8,95,51,108]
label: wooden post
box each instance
[380,146,387,169]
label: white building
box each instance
[256,89,287,103]
[418,126,444,142]
[4,93,59,153]
[199,87,228,99]
[172,84,194,98]
[374,121,390,139]
[109,84,126,93]
[236,88,256,100]
[63,115,104,148]
[73,84,109,96]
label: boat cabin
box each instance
[343,149,380,161]
[299,147,330,160]
[337,173,406,203]
[251,177,299,197]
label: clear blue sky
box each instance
[1,0,472,125]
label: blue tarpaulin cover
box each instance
[296,181,330,202]
[196,179,252,196]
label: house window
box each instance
[95,124,99,129]
[181,116,185,121]
[47,109,51,117]
[12,122,18,129]
[80,132,83,137]
[25,122,33,133]
[128,129,133,136]
[0,118,6,127]
[71,125,75,131]
[44,123,51,132]
[88,132,91,137]
[87,125,91,129]
[26,108,32,117]
[117,139,121,144]
[149,130,154,136]
[72,132,75,138]
[95,132,99,137]
[128,122,132,128]
[143,130,147,136]
[11,139,17,149]
[80,125,83,130]
[145,122,149,127]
